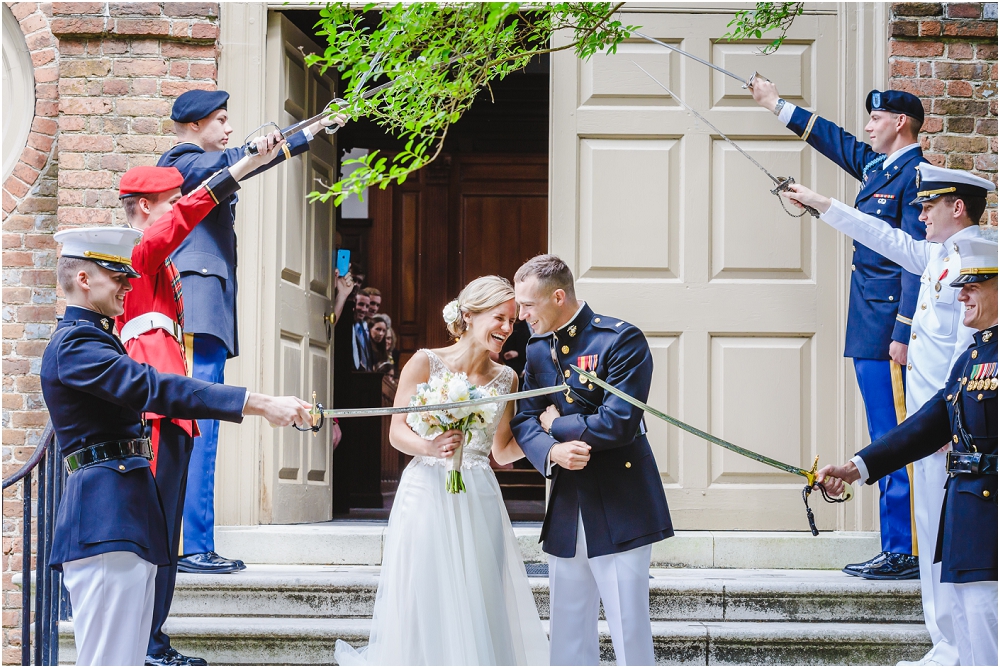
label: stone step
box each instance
[59,617,931,665]
[165,565,922,623]
[215,523,883,569]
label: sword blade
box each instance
[318,383,568,419]
[571,366,811,480]
[632,61,781,186]
[633,31,749,85]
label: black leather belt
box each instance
[64,438,152,474]
[947,451,998,475]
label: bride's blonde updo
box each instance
[443,275,517,339]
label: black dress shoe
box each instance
[146,647,208,666]
[177,551,244,574]
[843,551,919,580]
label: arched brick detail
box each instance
[2,2,58,219]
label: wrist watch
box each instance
[774,98,786,116]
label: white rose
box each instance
[442,300,460,324]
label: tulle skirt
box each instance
[334,456,549,666]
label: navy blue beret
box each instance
[170,90,230,123]
[866,89,924,123]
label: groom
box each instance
[511,254,673,665]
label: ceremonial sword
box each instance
[633,31,758,89]
[295,384,571,430]
[571,365,852,536]
[631,61,820,219]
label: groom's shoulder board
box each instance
[592,313,637,334]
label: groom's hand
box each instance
[550,440,591,471]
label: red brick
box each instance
[101,117,129,134]
[60,134,115,152]
[103,78,130,96]
[112,58,168,77]
[2,392,25,409]
[5,178,29,199]
[114,19,171,36]
[946,116,976,133]
[19,270,56,287]
[9,4,37,21]
[947,80,974,98]
[168,61,189,77]
[24,233,55,250]
[891,2,942,17]
[19,146,48,171]
[932,98,990,116]
[917,19,942,35]
[161,80,215,97]
[52,2,105,14]
[58,188,85,205]
[890,41,945,57]
[58,170,114,189]
[100,154,129,171]
[109,2,162,16]
[890,60,918,78]
[130,117,159,133]
[974,153,998,172]
[10,411,51,428]
[30,117,58,137]
[3,233,23,250]
[190,22,219,40]
[948,42,975,59]
[189,62,217,79]
[919,61,934,77]
[35,83,58,101]
[160,42,217,59]
[19,12,48,35]
[3,214,34,232]
[103,39,130,54]
[2,251,33,267]
[170,20,192,38]
[30,48,57,68]
[115,98,172,116]
[49,17,106,35]
[25,30,55,50]
[17,196,56,214]
[58,116,86,132]
[130,40,161,55]
[116,135,158,153]
[57,38,86,55]
[12,164,40,187]
[947,154,974,170]
[932,135,989,153]
[942,20,997,38]
[163,3,219,18]
[131,77,158,96]
[976,118,998,135]
[15,340,49,357]
[60,97,113,115]
[935,61,987,80]
[895,78,946,96]
[36,99,60,117]
[946,3,983,18]
[60,58,112,77]
[977,43,998,60]
[57,207,114,225]
[27,132,54,153]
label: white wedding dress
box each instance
[334,350,549,666]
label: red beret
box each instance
[119,166,184,198]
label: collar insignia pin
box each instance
[568,325,577,337]
[100,318,110,330]
[984,330,993,343]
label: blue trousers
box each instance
[182,334,227,555]
[854,358,915,556]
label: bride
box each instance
[334,276,549,666]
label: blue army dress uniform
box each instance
[42,227,248,667]
[850,237,998,666]
[777,89,926,575]
[157,90,317,569]
[511,303,672,665]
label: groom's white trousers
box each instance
[548,513,654,666]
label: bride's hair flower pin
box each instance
[442,299,461,324]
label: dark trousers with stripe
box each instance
[854,358,916,556]
[147,420,195,655]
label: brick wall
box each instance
[889,2,999,226]
[1,3,219,661]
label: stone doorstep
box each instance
[58,618,931,666]
[215,525,883,570]
[167,566,923,623]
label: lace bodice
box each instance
[412,349,514,469]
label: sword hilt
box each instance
[294,391,326,434]
[771,176,821,218]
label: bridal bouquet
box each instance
[406,371,500,493]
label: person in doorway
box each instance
[510,254,673,666]
[158,89,346,574]
[350,291,373,371]
[115,133,286,666]
[752,81,926,581]
[334,276,549,665]
[816,236,998,668]
[782,165,996,667]
[361,286,382,318]
[369,313,394,373]
[43,226,312,667]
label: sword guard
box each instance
[294,391,325,434]
[771,176,821,218]
[743,71,761,90]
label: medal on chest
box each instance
[935,268,948,293]
[577,354,598,385]
[967,363,997,392]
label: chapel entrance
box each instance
[290,7,551,520]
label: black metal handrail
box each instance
[2,421,66,666]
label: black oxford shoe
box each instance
[177,551,245,574]
[146,647,208,666]
[843,551,919,580]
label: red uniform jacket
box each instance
[116,169,241,440]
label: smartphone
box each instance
[336,249,351,278]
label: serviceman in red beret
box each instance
[117,133,284,667]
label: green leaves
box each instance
[722,2,804,55]
[306,2,634,203]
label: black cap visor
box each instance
[950,272,998,287]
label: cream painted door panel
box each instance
[264,15,336,523]
[551,9,846,530]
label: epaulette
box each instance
[591,314,631,332]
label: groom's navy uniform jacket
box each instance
[41,306,247,570]
[511,304,673,558]
[855,325,997,583]
[786,106,926,356]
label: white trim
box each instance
[2,4,36,184]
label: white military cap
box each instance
[950,236,998,286]
[913,164,997,204]
[54,226,142,278]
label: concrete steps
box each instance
[56,565,930,665]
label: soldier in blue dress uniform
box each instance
[818,236,998,666]
[752,81,927,579]
[157,90,346,574]
[43,227,312,666]
[510,255,673,666]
